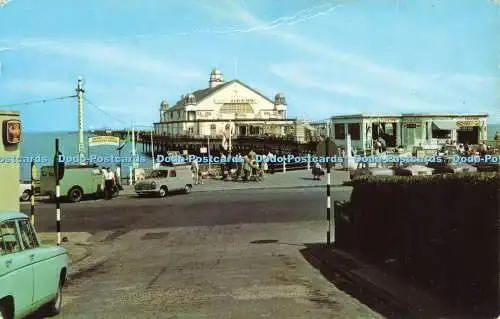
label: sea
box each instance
[17,124,500,180]
[19,131,153,180]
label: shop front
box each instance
[456,120,481,144]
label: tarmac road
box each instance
[23,187,385,318]
[21,187,353,233]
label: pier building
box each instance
[153,68,304,140]
[328,113,488,152]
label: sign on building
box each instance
[456,121,480,127]
[88,135,120,147]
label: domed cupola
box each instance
[160,100,169,111]
[274,92,287,112]
[185,93,196,105]
[275,93,286,105]
[160,100,169,121]
[209,68,224,88]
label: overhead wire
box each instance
[0,95,76,108]
[84,97,128,126]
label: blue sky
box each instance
[0,0,499,132]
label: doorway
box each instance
[457,127,479,144]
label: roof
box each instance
[331,113,489,120]
[0,110,20,116]
[0,211,29,222]
[169,80,275,111]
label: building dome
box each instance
[211,68,222,76]
[160,100,169,110]
[186,93,196,105]
[274,92,286,105]
[209,67,224,88]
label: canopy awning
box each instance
[432,121,458,130]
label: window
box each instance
[0,221,21,255]
[169,170,177,177]
[348,123,361,140]
[334,124,345,139]
[18,219,39,250]
[220,103,254,114]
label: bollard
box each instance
[55,139,61,246]
[30,160,36,225]
[282,160,286,173]
[326,138,331,245]
[307,153,311,170]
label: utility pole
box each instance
[76,77,85,164]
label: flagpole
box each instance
[208,135,211,170]
[150,128,155,168]
[228,120,232,156]
[87,136,90,164]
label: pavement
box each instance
[22,182,450,317]
[119,169,350,195]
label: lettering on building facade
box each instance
[213,98,257,104]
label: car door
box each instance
[169,169,181,190]
[18,219,59,305]
[0,219,34,317]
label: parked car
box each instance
[0,212,68,319]
[427,158,477,174]
[134,167,193,197]
[19,183,32,202]
[350,162,394,180]
[392,163,434,176]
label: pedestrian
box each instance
[104,167,115,200]
[262,153,268,173]
[312,162,324,180]
[191,159,199,185]
[115,165,121,189]
[480,141,488,156]
[243,155,251,181]
[267,150,275,174]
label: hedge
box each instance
[335,172,499,316]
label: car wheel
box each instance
[68,187,83,203]
[45,283,62,316]
[21,190,31,201]
[0,303,11,319]
[184,184,192,194]
[159,186,167,197]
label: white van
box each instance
[134,166,193,197]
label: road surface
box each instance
[23,187,383,318]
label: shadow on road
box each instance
[299,243,414,319]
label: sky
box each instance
[0,0,499,132]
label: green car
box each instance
[0,212,68,319]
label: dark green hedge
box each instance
[336,173,499,315]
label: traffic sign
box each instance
[316,138,338,157]
[53,151,65,181]
[200,147,207,154]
